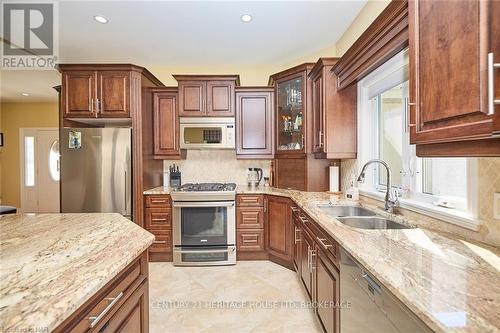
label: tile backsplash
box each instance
[163,150,271,185]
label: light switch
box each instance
[494,193,500,220]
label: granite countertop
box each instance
[0,213,154,332]
[145,185,500,332]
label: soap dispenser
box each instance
[345,179,359,201]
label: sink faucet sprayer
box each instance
[357,159,399,213]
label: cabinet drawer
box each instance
[66,253,147,333]
[145,195,170,208]
[237,230,265,252]
[150,232,172,253]
[144,208,172,230]
[237,207,264,229]
[237,195,263,207]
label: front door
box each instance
[20,128,60,213]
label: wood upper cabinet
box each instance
[152,88,183,158]
[178,80,206,117]
[58,64,161,120]
[309,58,357,159]
[61,70,96,118]
[314,245,340,333]
[206,80,236,116]
[235,87,274,159]
[97,71,130,117]
[174,75,240,117]
[266,196,293,265]
[409,0,500,154]
[269,63,314,157]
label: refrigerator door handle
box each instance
[124,169,128,215]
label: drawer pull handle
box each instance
[291,206,299,212]
[151,200,167,204]
[242,238,258,244]
[299,216,308,223]
[151,218,167,222]
[294,227,301,244]
[88,292,123,328]
[317,237,332,249]
[153,240,167,245]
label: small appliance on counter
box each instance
[169,164,182,188]
[247,168,263,187]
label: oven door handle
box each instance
[174,247,236,254]
[172,201,235,208]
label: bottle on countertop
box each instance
[345,180,359,201]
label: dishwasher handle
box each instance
[362,271,382,295]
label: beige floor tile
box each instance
[149,261,322,333]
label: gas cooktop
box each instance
[175,182,237,192]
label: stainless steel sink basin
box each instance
[317,205,376,217]
[337,217,413,230]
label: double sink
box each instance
[317,205,413,230]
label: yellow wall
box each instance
[0,102,59,207]
[336,0,391,56]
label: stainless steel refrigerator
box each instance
[60,128,132,219]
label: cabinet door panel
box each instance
[236,91,274,157]
[409,0,493,144]
[275,158,306,191]
[179,81,205,116]
[266,196,292,263]
[293,218,301,274]
[315,249,340,333]
[300,230,313,298]
[104,281,148,333]
[62,71,96,118]
[154,92,179,156]
[97,71,130,117]
[206,81,235,116]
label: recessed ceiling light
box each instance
[21,92,30,97]
[94,15,109,24]
[240,14,252,23]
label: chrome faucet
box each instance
[357,159,399,213]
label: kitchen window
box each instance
[357,50,479,230]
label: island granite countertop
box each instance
[145,185,500,333]
[0,213,154,332]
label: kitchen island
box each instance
[0,213,154,332]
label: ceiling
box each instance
[1,0,366,102]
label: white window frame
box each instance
[357,50,480,231]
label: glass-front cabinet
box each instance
[275,71,307,155]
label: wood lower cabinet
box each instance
[54,252,149,333]
[144,195,172,261]
[266,196,293,267]
[409,0,500,155]
[235,87,275,159]
[292,209,301,273]
[236,195,267,260]
[174,75,239,117]
[152,88,184,159]
[314,246,340,333]
[291,205,340,333]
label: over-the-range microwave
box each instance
[179,117,235,149]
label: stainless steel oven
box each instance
[171,183,236,266]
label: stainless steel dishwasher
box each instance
[340,248,432,333]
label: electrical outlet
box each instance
[494,193,500,220]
